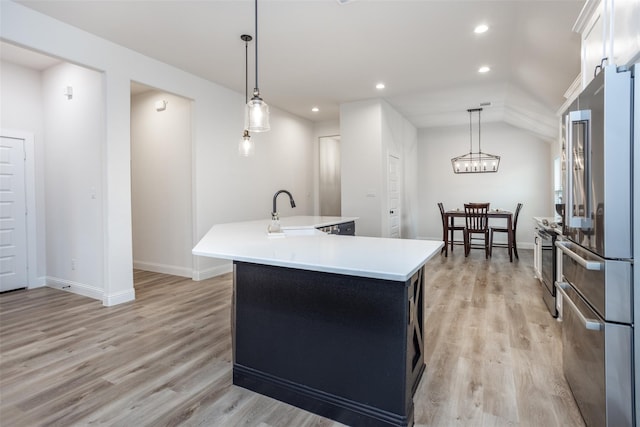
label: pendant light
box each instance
[245,0,270,132]
[451,108,500,174]
[239,34,255,157]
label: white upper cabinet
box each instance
[574,0,640,88]
[580,1,606,88]
[611,0,640,67]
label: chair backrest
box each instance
[512,203,523,231]
[437,202,446,231]
[464,203,490,231]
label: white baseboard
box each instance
[28,276,47,289]
[46,276,104,302]
[103,288,136,306]
[47,276,135,306]
[133,260,192,278]
[192,262,233,281]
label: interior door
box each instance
[0,136,28,291]
[388,154,400,238]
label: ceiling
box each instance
[6,0,585,140]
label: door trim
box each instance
[1,129,41,288]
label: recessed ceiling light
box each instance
[478,66,490,73]
[474,24,489,34]
[311,107,319,112]
[376,83,385,90]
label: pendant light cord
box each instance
[254,0,259,94]
[468,110,473,155]
[478,109,482,153]
[245,39,249,103]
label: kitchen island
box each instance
[193,216,443,427]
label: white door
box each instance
[388,154,400,238]
[0,136,28,291]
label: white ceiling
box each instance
[7,0,585,140]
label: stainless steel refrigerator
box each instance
[556,63,636,427]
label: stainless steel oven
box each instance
[537,227,557,317]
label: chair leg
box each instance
[464,232,469,257]
[508,230,513,262]
[488,229,493,257]
[485,232,490,259]
[449,230,454,251]
[513,237,519,259]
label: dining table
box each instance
[443,208,514,261]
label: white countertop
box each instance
[193,216,443,282]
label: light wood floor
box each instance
[0,249,585,426]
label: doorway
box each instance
[318,135,341,216]
[130,83,193,278]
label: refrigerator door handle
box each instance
[556,281,603,331]
[565,109,593,230]
[556,241,603,271]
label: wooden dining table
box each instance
[443,209,514,261]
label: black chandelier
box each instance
[451,108,500,174]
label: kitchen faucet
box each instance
[272,190,296,220]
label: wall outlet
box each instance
[71,259,76,270]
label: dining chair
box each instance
[437,202,464,255]
[489,203,523,260]
[463,202,490,258]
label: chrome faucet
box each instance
[272,190,296,219]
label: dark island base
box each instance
[232,261,425,427]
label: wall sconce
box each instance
[155,100,168,111]
[64,86,73,100]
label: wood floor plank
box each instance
[0,250,584,426]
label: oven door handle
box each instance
[556,282,602,331]
[555,241,602,271]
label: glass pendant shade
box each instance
[246,94,270,132]
[238,130,254,157]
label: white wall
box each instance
[42,62,105,298]
[131,90,192,277]
[417,122,552,248]
[340,99,418,238]
[340,100,383,237]
[1,2,315,302]
[0,60,47,284]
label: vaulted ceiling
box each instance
[8,0,585,141]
